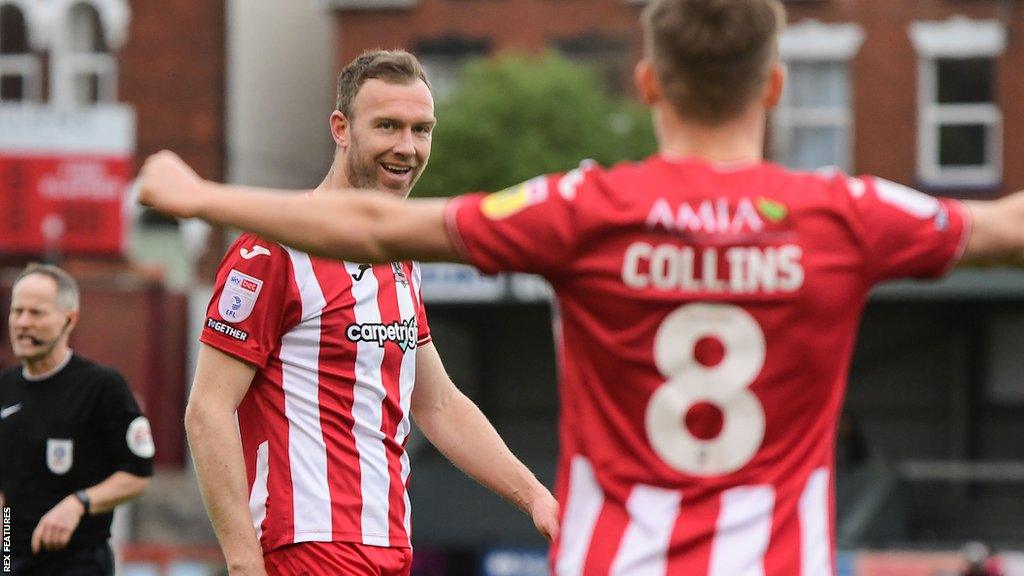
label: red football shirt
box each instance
[201,234,431,553]
[446,155,969,576]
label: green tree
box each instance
[413,53,656,198]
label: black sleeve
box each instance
[96,369,154,477]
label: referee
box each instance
[0,264,153,575]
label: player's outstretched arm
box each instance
[410,343,560,542]
[186,344,267,576]
[137,150,458,264]
[962,191,1024,266]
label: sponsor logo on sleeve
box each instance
[206,318,249,342]
[240,245,271,260]
[126,416,156,459]
[46,439,73,475]
[218,269,263,323]
[481,177,548,220]
[557,161,595,200]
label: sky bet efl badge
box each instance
[481,176,548,220]
[219,269,263,323]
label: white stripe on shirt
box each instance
[708,485,775,576]
[249,440,270,541]
[799,468,832,576]
[610,483,681,576]
[281,250,331,541]
[394,264,418,539]
[556,455,604,576]
[345,261,391,546]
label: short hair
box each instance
[335,49,431,119]
[13,263,80,312]
[642,0,785,125]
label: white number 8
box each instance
[645,303,766,477]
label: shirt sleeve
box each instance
[200,234,299,367]
[841,175,971,284]
[96,369,154,477]
[444,170,586,278]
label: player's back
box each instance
[447,154,968,575]
[554,156,967,575]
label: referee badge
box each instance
[46,438,74,475]
[126,416,156,458]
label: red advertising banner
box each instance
[0,104,135,257]
[0,155,131,255]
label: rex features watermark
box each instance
[3,505,10,572]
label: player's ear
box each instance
[635,58,661,106]
[64,309,79,335]
[330,110,351,149]
[764,63,785,110]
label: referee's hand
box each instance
[31,495,86,554]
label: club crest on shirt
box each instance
[126,416,156,459]
[481,177,548,220]
[219,269,263,323]
[46,438,73,475]
[391,262,409,287]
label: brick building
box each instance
[0,0,225,180]
[0,0,227,467]
[327,0,1024,198]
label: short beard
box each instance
[344,136,378,190]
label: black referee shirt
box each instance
[0,354,154,561]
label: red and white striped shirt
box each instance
[201,234,430,552]
[446,157,970,575]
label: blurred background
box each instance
[2,0,1024,574]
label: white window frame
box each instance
[773,19,864,172]
[0,0,42,102]
[910,17,1005,188]
[45,0,129,107]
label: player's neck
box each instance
[655,105,766,165]
[314,162,351,196]
[23,346,72,380]
[313,157,358,195]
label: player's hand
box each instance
[137,150,205,218]
[528,489,560,543]
[30,494,85,554]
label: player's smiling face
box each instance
[340,78,435,197]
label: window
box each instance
[556,34,631,95]
[416,37,489,101]
[910,18,1005,188]
[0,2,41,102]
[52,1,117,105]
[772,20,864,172]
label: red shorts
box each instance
[264,541,413,576]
